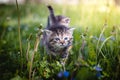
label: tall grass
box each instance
[0,2,120,80]
[16,0,23,72]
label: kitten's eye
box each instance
[64,37,68,40]
[55,38,60,41]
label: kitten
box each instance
[47,5,70,27]
[41,5,74,59]
[44,25,74,58]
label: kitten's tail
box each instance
[47,5,54,15]
[47,5,57,24]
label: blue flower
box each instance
[110,36,115,41]
[94,66,102,71]
[96,71,102,78]
[94,65,103,78]
[100,35,105,41]
[63,71,69,78]
[72,78,76,80]
[57,71,63,78]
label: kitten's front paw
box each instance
[61,52,68,58]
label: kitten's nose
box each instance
[60,41,65,45]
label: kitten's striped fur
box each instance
[44,25,74,58]
[42,5,74,58]
[47,5,70,27]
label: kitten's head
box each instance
[56,15,70,26]
[44,25,74,49]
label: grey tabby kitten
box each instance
[47,5,70,27]
[42,5,74,58]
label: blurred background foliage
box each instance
[0,0,120,80]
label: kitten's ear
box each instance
[44,29,52,36]
[69,28,75,34]
[64,18,70,24]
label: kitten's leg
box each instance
[61,46,72,58]
[59,51,68,71]
[60,46,72,67]
[60,51,69,70]
[61,51,68,58]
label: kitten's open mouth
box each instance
[60,44,65,46]
[60,45,66,48]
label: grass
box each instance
[0,2,120,80]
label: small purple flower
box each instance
[72,78,76,80]
[94,65,103,78]
[63,71,69,78]
[96,71,102,78]
[110,36,115,41]
[94,66,102,71]
[57,71,63,78]
[100,36,105,41]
